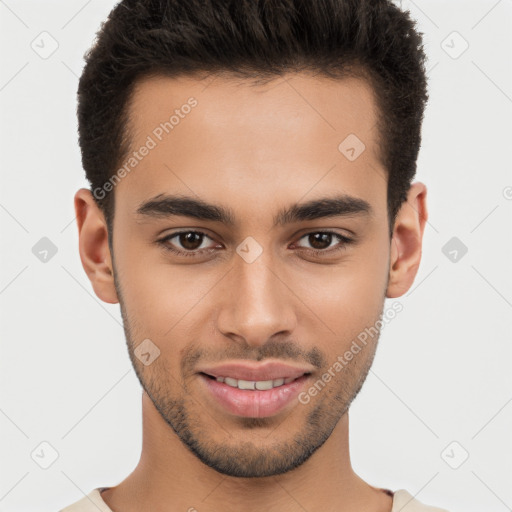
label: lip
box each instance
[197,360,315,382]
[199,372,311,418]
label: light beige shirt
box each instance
[60,487,450,511]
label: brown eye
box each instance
[158,230,217,257]
[295,231,353,253]
[179,232,204,250]
[307,232,334,250]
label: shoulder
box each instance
[392,489,451,512]
[59,488,113,512]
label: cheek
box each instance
[294,251,389,357]
[300,252,388,316]
[115,245,218,343]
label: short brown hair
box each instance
[77,0,429,238]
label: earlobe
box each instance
[386,182,428,298]
[74,188,119,304]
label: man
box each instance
[62,0,449,510]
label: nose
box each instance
[216,247,297,348]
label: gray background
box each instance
[0,0,511,511]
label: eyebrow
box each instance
[135,193,373,226]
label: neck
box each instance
[101,391,392,512]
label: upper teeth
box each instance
[216,376,297,390]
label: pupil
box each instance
[309,233,331,250]
[181,232,202,250]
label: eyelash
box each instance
[157,230,354,258]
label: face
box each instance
[79,72,415,478]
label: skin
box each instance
[74,72,427,512]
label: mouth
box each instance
[198,371,312,418]
[200,371,311,390]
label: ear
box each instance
[386,182,428,298]
[74,188,119,304]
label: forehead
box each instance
[115,72,386,224]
